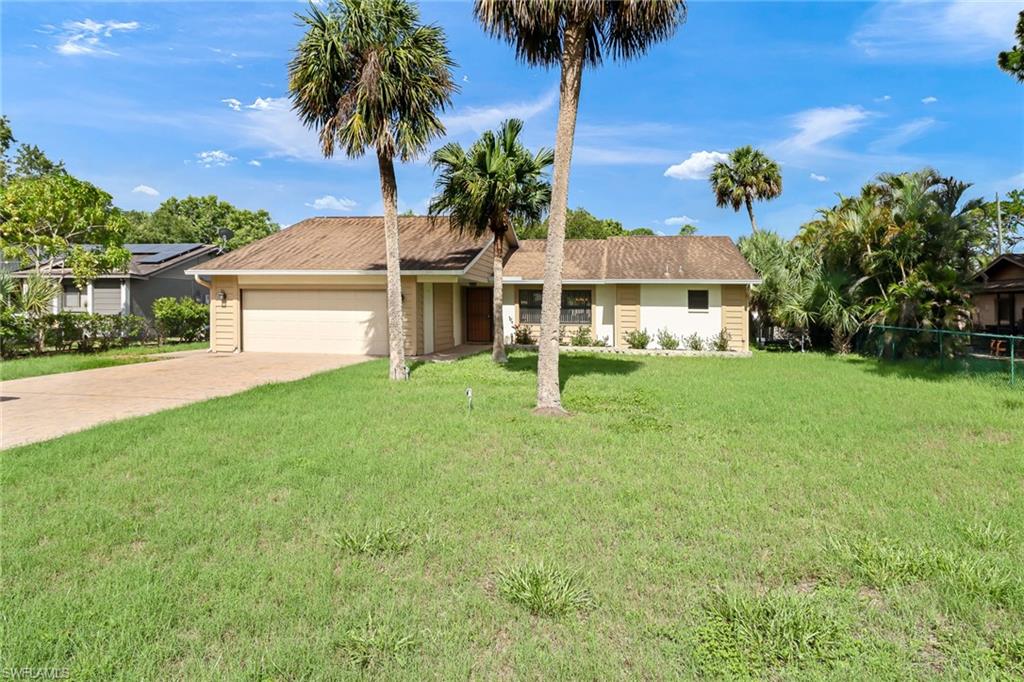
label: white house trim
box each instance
[504,278,761,285]
[86,282,94,313]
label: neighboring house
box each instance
[11,243,218,319]
[186,216,759,356]
[971,253,1024,335]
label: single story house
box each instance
[185,216,759,355]
[12,243,218,319]
[971,253,1024,336]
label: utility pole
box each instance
[996,192,1004,256]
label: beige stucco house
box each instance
[186,216,760,355]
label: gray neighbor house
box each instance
[10,243,218,319]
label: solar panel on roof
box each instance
[126,243,203,264]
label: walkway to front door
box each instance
[465,287,493,343]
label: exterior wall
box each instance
[974,293,998,327]
[401,276,419,357]
[416,283,425,355]
[131,251,216,319]
[453,284,463,346]
[594,284,616,345]
[614,285,640,347]
[502,285,516,342]
[721,284,750,352]
[433,283,454,352]
[210,275,241,352]
[92,281,122,314]
[422,283,435,354]
[639,284,723,348]
[463,246,493,283]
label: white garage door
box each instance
[242,289,388,355]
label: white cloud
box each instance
[851,1,1018,61]
[664,216,699,226]
[305,195,357,212]
[195,150,236,167]
[664,151,729,180]
[870,117,937,152]
[921,96,938,105]
[778,105,870,154]
[246,97,273,111]
[52,18,140,57]
[874,95,892,102]
[221,98,242,111]
[809,173,829,182]
[442,89,557,136]
[247,160,262,167]
[131,184,159,196]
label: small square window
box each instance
[688,289,709,311]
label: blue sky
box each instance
[3,1,1022,240]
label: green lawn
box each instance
[0,342,208,381]
[2,352,1022,679]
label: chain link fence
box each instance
[860,325,1022,387]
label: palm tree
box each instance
[475,0,687,414]
[709,146,782,233]
[289,0,456,380]
[429,118,554,364]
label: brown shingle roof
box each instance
[504,236,758,281]
[194,216,491,272]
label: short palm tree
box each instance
[289,0,456,380]
[429,118,554,363]
[709,146,782,234]
[475,0,687,414]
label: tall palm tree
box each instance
[429,118,554,364]
[475,0,687,414]
[289,0,456,380]
[709,146,782,233]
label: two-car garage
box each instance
[241,289,388,356]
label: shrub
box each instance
[684,332,704,351]
[0,309,33,359]
[112,314,145,348]
[710,329,732,351]
[656,327,679,350]
[153,297,208,343]
[45,312,85,352]
[624,328,651,349]
[498,562,593,617]
[569,326,596,346]
[510,318,534,345]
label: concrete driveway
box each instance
[1,351,370,449]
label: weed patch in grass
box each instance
[991,631,1024,676]
[336,617,417,670]
[687,589,855,676]
[331,524,415,557]
[497,563,593,617]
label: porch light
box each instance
[217,289,227,304]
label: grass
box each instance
[497,563,593,617]
[2,351,1022,679]
[0,342,207,381]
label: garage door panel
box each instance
[242,289,387,355]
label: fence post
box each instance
[1012,338,1017,386]
[939,331,944,370]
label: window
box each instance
[518,289,592,325]
[63,283,83,310]
[688,289,709,312]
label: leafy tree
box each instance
[290,0,456,381]
[0,173,129,286]
[519,208,661,240]
[677,223,698,236]
[429,118,554,363]
[476,0,687,414]
[967,189,1024,259]
[998,10,1024,82]
[123,195,277,250]
[710,146,782,233]
[0,116,66,183]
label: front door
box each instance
[466,287,493,343]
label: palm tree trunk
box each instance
[491,231,507,363]
[745,198,759,233]
[534,20,586,416]
[377,150,407,381]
